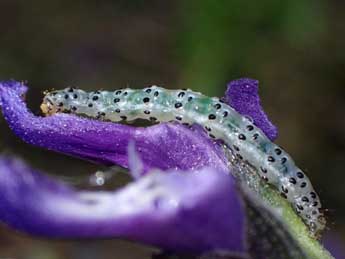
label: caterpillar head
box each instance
[41,87,78,116]
[41,90,62,116]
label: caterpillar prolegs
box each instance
[41,85,326,236]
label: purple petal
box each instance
[224,78,278,141]
[0,156,245,253]
[0,81,228,172]
[322,232,345,259]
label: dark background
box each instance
[0,1,344,258]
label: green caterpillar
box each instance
[41,85,325,236]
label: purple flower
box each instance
[0,79,279,255]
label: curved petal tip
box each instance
[0,80,28,98]
[225,78,278,141]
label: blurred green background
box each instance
[0,0,344,258]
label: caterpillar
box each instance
[41,85,325,236]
